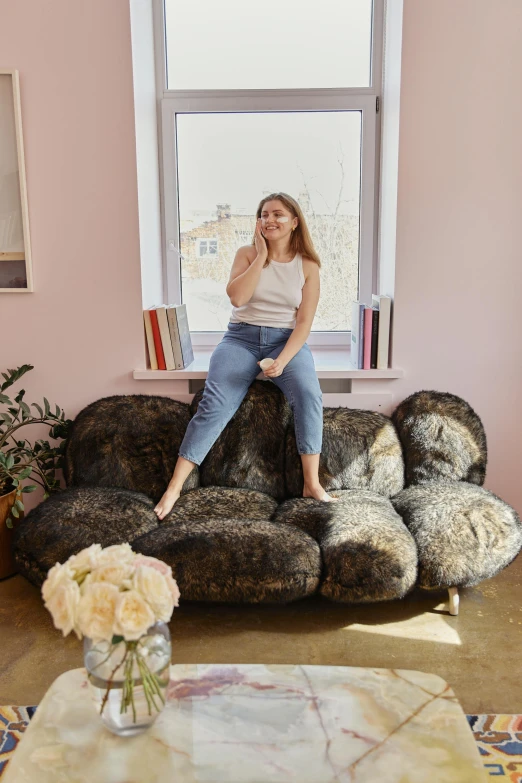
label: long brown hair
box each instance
[253,192,321,269]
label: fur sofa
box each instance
[13,384,522,613]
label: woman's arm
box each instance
[260,261,320,377]
[226,220,268,307]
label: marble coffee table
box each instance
[4,664,486,782]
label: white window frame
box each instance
[153,0,384,347]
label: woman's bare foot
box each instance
[303,483,339,502]
[154,486,181,520]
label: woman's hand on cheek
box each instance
[257,358,286,378]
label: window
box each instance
[196,238,218,258]
[154,0,383,343]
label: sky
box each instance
[165,0,372,220]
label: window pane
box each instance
[165,0,373,89]
[176,112,361,332]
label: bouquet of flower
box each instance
[42,543,180,723]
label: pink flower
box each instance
[133,555,171,578]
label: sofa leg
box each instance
[448,586,459,616]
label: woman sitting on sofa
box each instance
[154,192,338,519]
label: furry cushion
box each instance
[391,390,487,487]
[158,486,279,524]
[64,394,199,502]
[273,490,417,603]
[191,380,292,501]
[13,486,159,587]
[285,408,404,499]
[392,482,522,588]
[132,489,321,603]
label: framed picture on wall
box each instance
[0,69,33,292]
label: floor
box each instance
[1,555,521,715]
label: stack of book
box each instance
[350,295,392,370]
[143,304,194,370]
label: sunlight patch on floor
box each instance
[346,612,462,645]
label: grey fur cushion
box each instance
[132,488,320,603]
[13,486,159,587]
[64,394,199,502]
[285,408,404,499]
[191,380,291,501]
[392,482,522,588]
[273,490,417,603]
[392,390,487,487]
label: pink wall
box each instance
[0,0,521,514]
[390,0,522,513]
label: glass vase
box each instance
[83,621,171,737]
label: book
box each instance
[175,304,194,367]
[143,309,158,370]
[371,294,392,369]
[155,306,176,371]
[363,307,373,369]
[166,306,184,369]
[370,306,380,369]
[350,301,365,369]
[149,308,166,370]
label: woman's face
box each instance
[260,200,297,239]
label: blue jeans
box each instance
[178,322,323,465]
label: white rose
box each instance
[165,573,180,607]
[89,563,134,591]
[133,555,180,607]
[113,590,155,641]
[41,562,75,604]
[133,565,175,623]
[45,579,80,637]
[77,582,119,642]
[97,543,136,568]
[66,544,102,580]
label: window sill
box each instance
[133,346,403,380]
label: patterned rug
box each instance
[1,707,521,778]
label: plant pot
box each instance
[0,487,24,580]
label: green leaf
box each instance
[11,506,19,519]
[43,492,49,500]
[15,499,24,511]
[22,485,37,493]
[111,635,124,645]
[1,413,13,424]
[20,402,31,417]
[31,402,44,417]
[14,389,25,403]
[6,454,14,470]
[54,404,61,418]
[0,393,11,404]
[5,518,13,529]
[43,397,50,416]
[17,467,32,480]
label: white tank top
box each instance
[230,253,306,329]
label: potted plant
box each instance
[0,364,72,578]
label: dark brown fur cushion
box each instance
[13,486,159,587]
[392,482,522,588]
[158,486,278,524]
[391,390,487,487]
[273,490,417,603]
[132,491,321,603]
[191,380,292,501]
[285,408,404,499]
[64,394,199,502]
